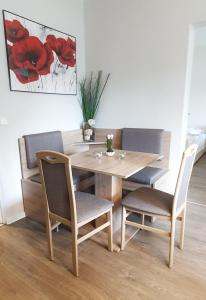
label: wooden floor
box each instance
[0,157,206,299]
[188,154,206,206]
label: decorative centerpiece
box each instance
[83,119,95,141]
[106,134,115,156]
[79,71,110,142]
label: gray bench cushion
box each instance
[30,169,93,185]
[75,191,113,224]
[128,166,167,185]
[122,187,173,216]
[23,131,64,169]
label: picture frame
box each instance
[2,10,77,95]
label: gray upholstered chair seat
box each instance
[122,187,173,216]
[75,192,113,224]
[30,170,93,185]
[127,167,167,185]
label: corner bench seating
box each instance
[19,128,171,225]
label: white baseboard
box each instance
[6,212,26,225]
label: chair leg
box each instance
[142,214,145,225]
[169,218,176,268]
[46,215,54,261]
[71,226,79,277]
[121,206,126,251]
[150,216,156,223]
[107,209,113,252]
[151,184,157,224]
[55,225,59,233]
[180,208,186,250]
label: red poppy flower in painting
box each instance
[8,36,54,84]
[5,19,29,43]
[46,34,76,67]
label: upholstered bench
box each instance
[122,128,169,190]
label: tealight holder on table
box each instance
[118,151,126,160]
[95,151,103,160]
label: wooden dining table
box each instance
[71,148,159,235]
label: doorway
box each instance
[186,23,206,206]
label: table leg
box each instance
[95,173,122,201]
[95,174,122,251]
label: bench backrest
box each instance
[19,129,86,179]
[19,128,171,179]
[122,128,164,155]
[23,131,64,169]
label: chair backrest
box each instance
[122,128,164,155]
[36,151,76,223]
[23,131,64,169]
[173,144,198,215]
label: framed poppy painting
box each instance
[2,10,77,95]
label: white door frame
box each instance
[0,180,4,224]
[0,203,3,224]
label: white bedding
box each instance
[187,128,206,162]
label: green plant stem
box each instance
[106,139,113,152]
[79,71,110,122]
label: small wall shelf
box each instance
[72,141,105,146]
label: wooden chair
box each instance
[121,144,198,267]
[36,150,113,277]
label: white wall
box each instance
[0,0,85,223]
[84,0,206,192]
[188,25,206,129]
[0,180,3,223]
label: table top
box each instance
[70,149,159,179]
